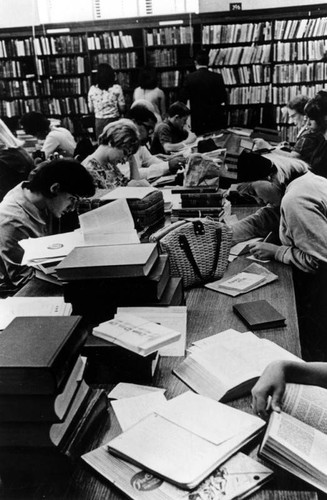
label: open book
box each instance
[260,383,327,494]
[107,391,265,489]
[174,329,303,402]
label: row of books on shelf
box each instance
[38,76,91,96]
[275,16,327,40]
[33,35,86,56]
[146,48,178,67]
[0,99,40,118]
[209,44,271,67]
[2,79,38,98]
[274,39,327,62]
[273,62,327,84]
[36,56,86,76]
[157,70,181,88]
[90,52,138,69]
[202,21,272,45]
[0,37,34,58]
[87,31,134,50]
[272,84,323,104]
[145,26,193,47]
[40,96,89,116]
[229,85,272,105]
[227,106,268,128]
[0,60,30,78]
[220,65,271,86]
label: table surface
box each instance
[2,208,322,500]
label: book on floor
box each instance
[82,448,273,500]
[0,315,85,395]
[55,243,158,280]
[92,313,181,357]
[0,356,86,422]
[174,329,303,402]
[106,391,265,489]
[233,299,286,330]
[260,382,327,494]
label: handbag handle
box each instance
[178,222,223,282]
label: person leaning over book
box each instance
[251,360,327,419]
[127,103,185,180]
[150,101,197,155]
[0,158,95,294]
[82,118,150,190]
[231,155,327,361]
[20,112,77,159]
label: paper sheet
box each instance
[108,382,166,400]
[111,391,167,431]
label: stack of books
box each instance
[170,187,228,221]
[58,242,184,323]
[0,316,108,479]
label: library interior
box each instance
[1,0,327,499]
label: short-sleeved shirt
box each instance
[150,120,188,155]
[41,126,76,158]
[88,84,125,119]
[82,156,128,190]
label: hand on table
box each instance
[253,138,272,151]
[168,156,186,174]
[251,361,286,419]
[247,242,278,260]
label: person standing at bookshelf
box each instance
[88,63,126,139]
[150,101,197,155]
[82,119,149,190]
[133,66,166,123]
[180,49,228,136]
[20,112,76,159]
[0,158,95,294]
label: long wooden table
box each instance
[0,209,320,500]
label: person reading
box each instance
[0,158,95,294]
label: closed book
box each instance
[0,356,86,422]
[172,208,224,219]
[233,300,286,330]
[181,192,226,208]
[171,187,219,194]
[0,316,85,395]
[56,243,158,280]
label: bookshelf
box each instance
[1,6,327,139]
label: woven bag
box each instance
[160,219,232,288]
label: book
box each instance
[55,243,158,280]
[259,382,327,494]
[92,313,181,357]
[107,391,265,489]
[174,329,303,402]
[0,296,72,330]
[99,186,158,201]
[171,186,220,194]
[205,263,278,296]
[82,448,273,500]
[233,300,286,330]
[0,356,86,422]
[0,316,85,395]
[181,192,226,208]
[216,272,266,293]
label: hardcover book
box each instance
[55,243,159,280]
[233,299,286,330]
[260,383,327,494]
[82,448,273,500]
[0,316,85,395]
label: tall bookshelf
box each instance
[1,5,327,139]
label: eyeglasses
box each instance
[141,123,154,135]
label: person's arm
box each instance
[135,147,170,179]
[158,89,166,117]
[117,86,126,116]
[41,132,60,159]
[252,360,327,418]
[87,88,95,114]
[231,206,280,245]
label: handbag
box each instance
[158,219,232,288]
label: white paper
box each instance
[20,230,84,264]
[100,187,157,200]
[79,198,136,236]
[108,382,166,400]
[111,392,167,431]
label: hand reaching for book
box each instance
[251,360,286,418]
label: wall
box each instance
[0,0,39,28]
[199,0,325,13]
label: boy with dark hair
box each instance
[180,49,227,135]
[0,158,95,292]
[150,101,196,155]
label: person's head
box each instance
[97,63,116,90]
[20,112,50,139]
[127,103,157,145]
[168,101,191,130]
[98,118,140,164]
[194,49,209,68]
[138,66,158,90]
[287,95,310,127]
[25,158,95,217]
[304,90,327,131]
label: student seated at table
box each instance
[127,103,185,180]
[150,101,197,155]
[231,155,327,361]
[0,158,95,294]
[20,112,77,159]
[82,118,149,190]
[251,360,327,419]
